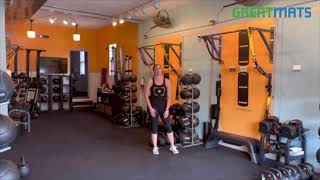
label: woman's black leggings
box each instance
[150,109,173,134]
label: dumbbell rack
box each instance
[259,130,308,165]
[178,72,202,148]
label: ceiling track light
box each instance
[63,20,68,25]
[119,18,124,24]
[49,17,56,24]
[112,20,117,27]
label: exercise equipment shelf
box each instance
[39,74,72,112]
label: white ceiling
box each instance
[31,0,193,29]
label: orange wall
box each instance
[7,22,138,74]
[96,22,138,74]
[8,22,97,72]
[219,19,274,139]
[154,36,182,104]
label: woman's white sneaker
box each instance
[152,147,159,155]
[169,146,179,154]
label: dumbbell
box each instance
[158,132,167,146]
[299,163,314,180]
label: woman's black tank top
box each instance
[149,77,167,111]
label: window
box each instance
[109,43,117,76]
[80,51,85,75]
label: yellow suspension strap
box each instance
[247,28,272,117]
[162,44,181,101]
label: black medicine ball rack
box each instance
[259,118,308,165]
[39,74,72,112]
[177,72,202,148]
[119,73,139,128]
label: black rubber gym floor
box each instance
[1,111,262,180]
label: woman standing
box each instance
[144,64,179,155]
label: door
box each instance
[70,50,88,98]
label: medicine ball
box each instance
[40,78,47,85]
[0,114,17,149]
[121,74,130,82]
[129,74,137,82]
[178,130,199,145]
[39,86,46,94]
[52,96,61,102]
[52,78,61,84]
[192,73,201,85]
[179,88,191,99]
[180,74,192,85]
[0,70,15,103]
[0,159,20,180]
[52,86,61,93]
[158,132,167,146]
[178,114,199,129]
[181,102,200,114]
[40,96,47,103]
[169,103,181,116]
[192,87,200,99]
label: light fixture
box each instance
[112,20,117,27]
[119,18,124,24]
[27,19,36,39]
[71,22,77,26]
[73,24,80,41]
[49,17,56,24]
[63,20,68,25]
[126,14,132,20]
[153,0,160,10]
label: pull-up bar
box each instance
[138,42,182,67]
[199,26,274,63]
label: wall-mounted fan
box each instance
[151,9,171,29]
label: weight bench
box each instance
[206,131,259,164]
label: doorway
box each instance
[70,50,88,98]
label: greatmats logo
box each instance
[232,7,312,18]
